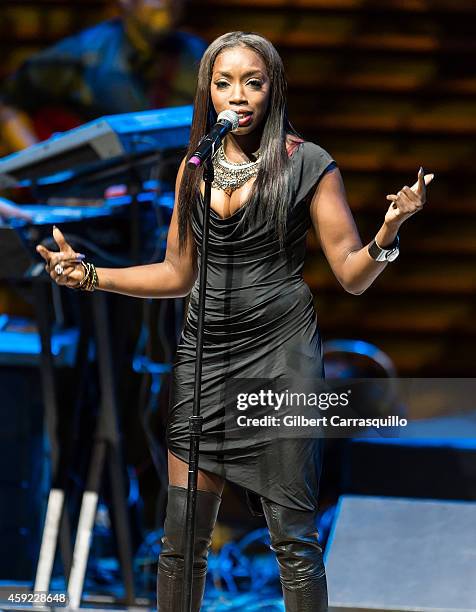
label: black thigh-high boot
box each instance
[157,485,221,611]
[261,496,328,612]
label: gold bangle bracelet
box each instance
[76,261,98,291]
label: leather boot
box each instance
[157,485,221,611]
[261,496,328,611]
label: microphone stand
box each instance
[182,155,214,611]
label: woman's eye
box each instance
[215,81,229,89]
[247,80,262,89]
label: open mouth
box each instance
[237,111,253,127]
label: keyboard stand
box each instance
[33,281,73,593]
[67,291,135,609]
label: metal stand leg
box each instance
[67,292,135,609]
[33,282,72,592]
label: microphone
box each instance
[187,110,239,168]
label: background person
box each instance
[0,0,205,152]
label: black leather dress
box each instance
[166,142,335,515]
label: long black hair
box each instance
[178,31,300,252]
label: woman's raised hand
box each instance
[385,167,435,226]
[36,226,86,288]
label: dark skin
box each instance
[120,0,187,49]
[36,46,434,495]
[203,46,269,218]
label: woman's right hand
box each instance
[36,226,86,288]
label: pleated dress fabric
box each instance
[166,141,335,514]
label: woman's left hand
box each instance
[384,167,434,227]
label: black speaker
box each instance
[325,495,476,611]
[343,413,476,501]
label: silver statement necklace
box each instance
[212,145,261,197]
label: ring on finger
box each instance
[55,264,64,275]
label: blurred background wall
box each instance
[1,0,474,379]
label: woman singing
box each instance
[37,31,433,611]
